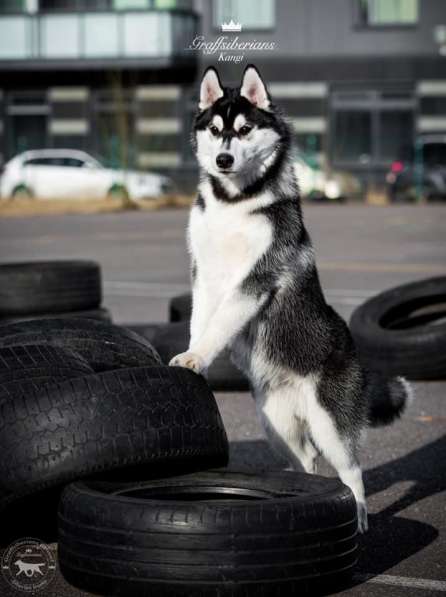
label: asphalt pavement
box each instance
[0,203,445,596]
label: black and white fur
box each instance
[169,65,412,533]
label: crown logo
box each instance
[221,19,242,32]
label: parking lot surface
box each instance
[0,203,445,596]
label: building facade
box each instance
[0,0,445,188]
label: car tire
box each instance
[0,307,112,326]
[0,318,162,372]
[350,277,446,379]
[107,185,129,201]
[58,471,358,597]
[11,184,33,200]
[0,367,228,516]
[169,293,192,322]
[0,343,93,388]
[0,260,102,316]
[128,322,250,392]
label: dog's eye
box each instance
[209,125,219,136]
[239,125,252,137]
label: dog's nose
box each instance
[216,153,234,170]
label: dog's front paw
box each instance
[169,352,206,374]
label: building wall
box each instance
[197,0,446,59]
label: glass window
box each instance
[62,157,86,167]
[0,17,29,59]
[214,0,275,30]
[422,143,446,167]
[331,90,415,166]
[11,115,48,155]
[154,0,178,8]
[358,0,418,26]
[40,0,111,10]
[332,111,372,163]
[40,15,80,58]
[0,0,26,13]
[25,157,58,166]
[84,14,119,57]
[113,0,150,9]
[122,12,170,56]
[380,111,413,160]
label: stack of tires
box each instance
[0,262,360,596]
[0,261,111,325]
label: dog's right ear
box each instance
[199,67,224,111]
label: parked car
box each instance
[0,149,174,201]
[293,153,361,202]
[386,135,446,202]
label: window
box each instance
[380,111,413,160]
[422,143,446,167]
[333,111,372,163]
[62,157,86,167]
[357,0,418,26]
[420,97,446,116]
[40,0,113,10]
[25,157,58,166]
[214,0,275,30]
[113,0,150,9]
[331,89,415,167]
[0,0,26,13]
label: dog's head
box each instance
[194,65,289,181]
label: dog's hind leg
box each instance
[256,385,319,474]
[304,383,368,533]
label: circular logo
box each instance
[1,537,56,593]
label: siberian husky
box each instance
[170,65,412,532]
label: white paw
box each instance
[169,352,206,374]
[357,502,368,533]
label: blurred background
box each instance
[0,0,445,204]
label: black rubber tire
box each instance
[350,277,446,379]
[0,306,112,325]
[0,366,228,515]
[0,318,161,372]
[0,344,93,388]
[58,471,358,597]
[0,260,102,316]
[128,321,250,392]
[169,293,192,322]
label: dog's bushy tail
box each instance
[366,373,414,427]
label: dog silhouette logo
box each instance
[14,559,46,577]
[1,538,56,592]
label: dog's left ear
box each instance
[240,65,270,110]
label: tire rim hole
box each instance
[116,485,277,501]
[379,294,446,329]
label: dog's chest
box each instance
[189,201,272,288]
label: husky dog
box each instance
[170,65,412,532]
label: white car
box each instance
[294,154,361,202]
[0,149,173,201]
